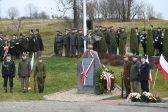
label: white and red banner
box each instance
[158,54,168,80]
[103,71,111,91]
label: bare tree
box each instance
[146,4,155,19]
[25,3,37,19]
[57,0,79,28]
[7,7,19,19]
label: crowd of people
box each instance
[54,25,165,57]
[123,55,150,98]
[0,29,44,60]
[1,29,45,93]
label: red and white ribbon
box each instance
[3,46,9,59]
[81,58,94,85]
[103,71,111,91]
[81,49,94,85]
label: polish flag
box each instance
[158,54,168,80]
[146,55,152,81]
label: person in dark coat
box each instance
[140,29,147,55]
[70,29,77,57]
[56,31,63,56]
[35,29,44,58]
[130,56,140,93]
[63,29,70,57]
[9,34,17,59]
[123,55,132,98]
[139,56,150,92]
[2,54,15,93]
[77,30,84,56]
[28,30,36,57]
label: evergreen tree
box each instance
[130,28,139,55]
[110,30,117,54]
[98,31,107,54]
[147,29,154,56]
[163,29,168,57]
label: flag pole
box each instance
[83,0,87,52]
[152,69,159,90]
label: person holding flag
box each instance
[139,56,150,92]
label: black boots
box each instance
[4,87,13,93]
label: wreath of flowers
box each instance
[127,92,162,103]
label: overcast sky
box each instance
[0,0,168,19]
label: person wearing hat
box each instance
[130,55,140,93]
[154,27,164,56]
[2,54,15,93]
[34,57,46,93]
[55,31,63,56]
[123,55,132,98]
[139,56,150,92]
[18,53,31,93]
[119,27,127,56]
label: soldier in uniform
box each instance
[119,28,127,56]
[0,33,4,59]
[9,34,17,59]
[139,56,150,92]
[2,54,15,93]
[28,30,36,58]
[35,29,44,58]
[18,53,31,93]
[130,56,140,93]
[16,33,27,58]
[55,31,63,56]
[123,55,132,98]
[154,27,164,55]
[70,29,77,57]
[115,27,121,47]
[63,29,70,57]
[140,29,147,55]
[77,30,84,56]
[34,57,46,93]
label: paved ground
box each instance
[0,100,167,112]
[44,88,121,101]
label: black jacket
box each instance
[2,60,15,77]
[140,62,150,81]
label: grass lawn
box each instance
[0,56,79,101]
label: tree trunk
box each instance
[73,0,79,28]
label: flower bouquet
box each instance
[127,92,141,102]
[127,92,162,103]
[96,65,115,94]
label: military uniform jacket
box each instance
[123,60,132,78]
[139,62,150,81]
[63,33,70,46]
[35,33,44,51]
[70,33,77,46]
[130,61,140,81]
[18,59,31,77]
[140,32,147,44]
[2,60,15,77]
[34,62,46,78]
